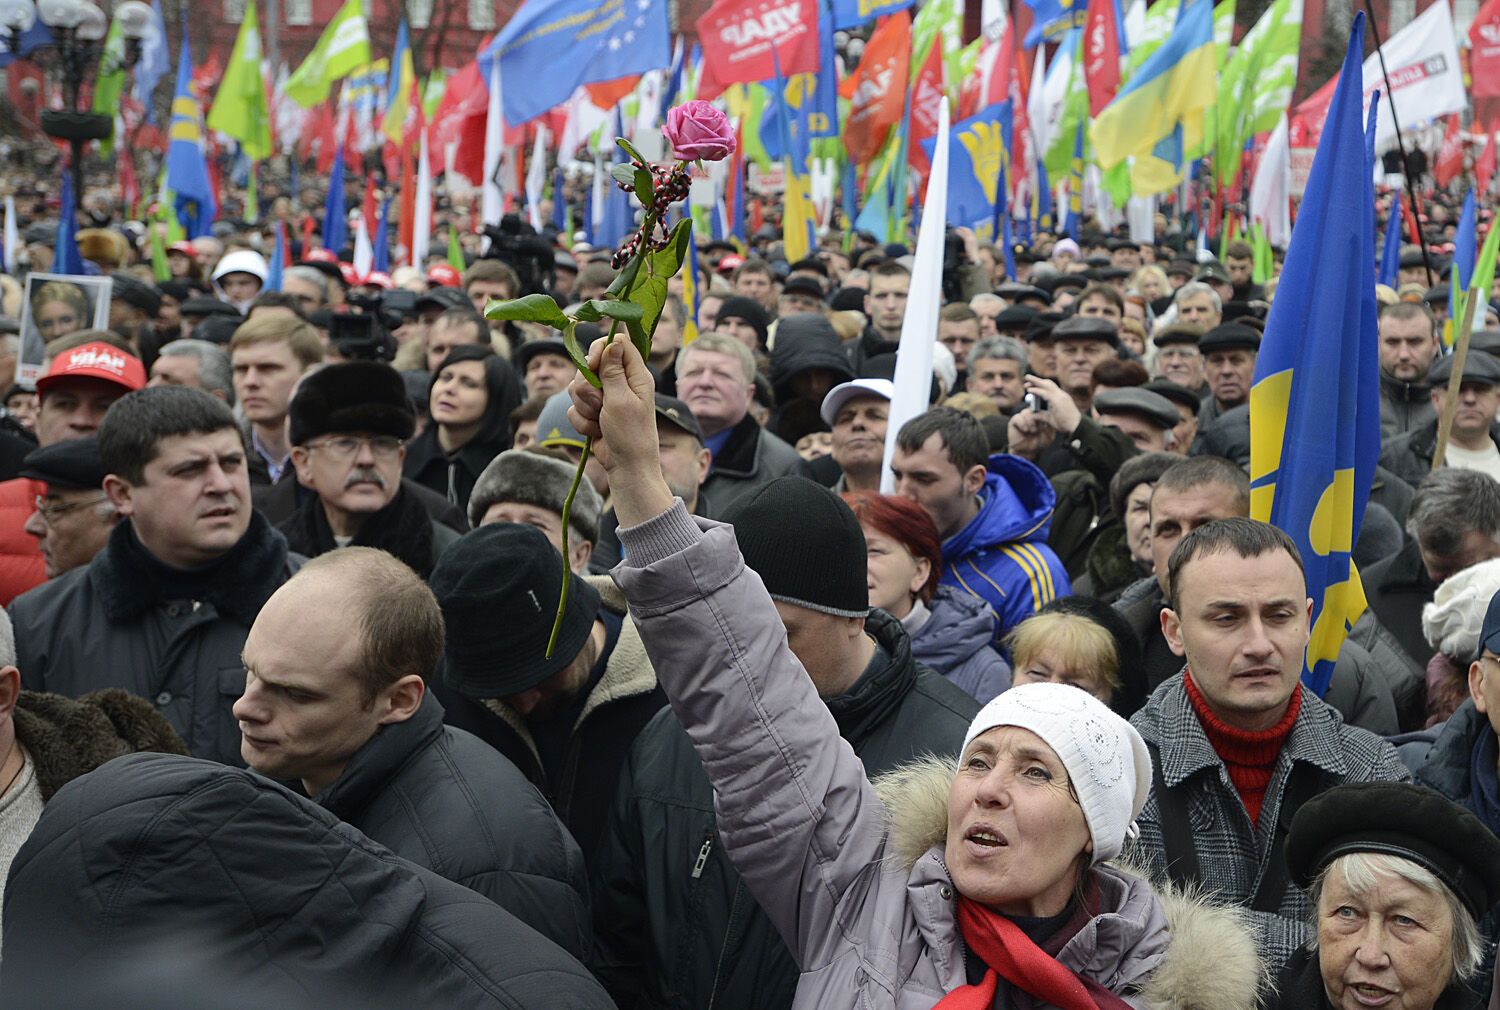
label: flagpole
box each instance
[1361,0,1436,290]
[1432,289,1481,470]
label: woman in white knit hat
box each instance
[577,332,1265,1010]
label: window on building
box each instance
[223,0,246,22]
[468,0,495,30]
[286,0,313,26]
[409,0,433,28]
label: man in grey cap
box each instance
[467,448,604,574]
[1051,314,1120,412]
[19,437,117,580]
[514,337,575,401]
[1094,388,1180,453]
[536,389,610,499]
[1194,262,1234,305]
[1380,352,1500,486]
[590,393,712,569]
[1198,323,1261,426]
[820,378,892,493]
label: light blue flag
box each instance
[1247,13,1380,699]
[1376,193,1403,290]
[51,168,84,276]
[831,0,913,29]
[479,0,671,126]
[265,221,286,292]
[322,145,347,254]
[373,196,392,273]
[596,112,636,250]
[1023,0,1088,48]
[133,0,170,121]
[166,33,217,239]
[920,102,1013,244]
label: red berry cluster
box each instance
[611,162,690,269]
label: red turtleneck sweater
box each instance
[1183,673,1302,828]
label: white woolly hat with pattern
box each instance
[958,683,1153,864]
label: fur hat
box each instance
[287,362,416,447]
[466,448,603,542]
[76,228,129,270]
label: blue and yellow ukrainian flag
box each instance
[382,19,415,145]
[166,32,216,239]
[1091,0,1215,194]
[772,55,818,262]
[1247,14,1380,699]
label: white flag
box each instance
[526,125,548,232]
[412,131,433,267]
[2,197,17,275]
[1250,114,1292,248]
[881,98,951,494]
[481,60,505,236]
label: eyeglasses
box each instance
[305,436,405,460]
[33,494,107,526]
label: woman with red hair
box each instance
[843,491,1010,702]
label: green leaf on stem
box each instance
[573,299,645,323]
[608,163,637,189]
[484,292,569,329]
[633,167,654,208]
[604,254,642,298]
[561,321,601,388]
[616,136,646,165]
[624,219,692,359]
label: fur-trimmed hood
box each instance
[875,756,1267,1010]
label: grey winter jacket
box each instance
[612,502,1265,1010]
[700,414,804,518]
[1126,675,1411,969]
[1379,372,1437,441]
[905,586,1011,703]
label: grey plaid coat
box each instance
[1125,674,1411,970]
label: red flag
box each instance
[1435,114,1464,188]
[907,40,945,180]
[843,12,910,165]
[696,0,819,101]
[360,173,378,240]
[1472,0,1500,99]
[1083,0,1122,117]
[585,75,642,109]
[1480,131,1499,193]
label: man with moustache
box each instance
[277,362,458,580]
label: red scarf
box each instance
[1184,672,1301,827]
[934,897,1135,1010]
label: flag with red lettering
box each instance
[1472,0,1500,128]
[696,0,819,101]
[1082,0,1121,117]
[842,12,910,164]
[1435,114,1464,188]
[907,40,945,179]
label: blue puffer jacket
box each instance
[939,453,1069,644]
[906,585,1011,703]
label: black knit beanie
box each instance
[725,476,869,618]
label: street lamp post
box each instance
[0,0,157,209]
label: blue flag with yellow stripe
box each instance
[1247,14,1379,699]
[166,33,216,238]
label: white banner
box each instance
[1250,114,1292,248]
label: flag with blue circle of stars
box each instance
[479,0,671,126]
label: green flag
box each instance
[448,225,464,271]
[91,20,126,155]
[1215,0,1302,187]
[284,0,371,108]
[1043,32,1087,179]
[208,0,273,160]
[911,0,961,87]
[150,214,171,282]
[244,164,259,224]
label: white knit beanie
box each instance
[958,683,1153,864]
[1421,557,1500,662]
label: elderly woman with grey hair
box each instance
[1268,782,1500,1010]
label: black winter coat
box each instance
[9,514,296,766]
[589,608,979,1010]
[1,753,614,1010]
[315,693,592,961]
[1363,536,1438,671]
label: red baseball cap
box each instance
[36,341,146,397]
[361,270,394,290]
[167,241,195,257]
[338,263,359,286]
[426,263,461,288]
[303,248,338,264]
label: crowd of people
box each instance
[0,169,1498,1010]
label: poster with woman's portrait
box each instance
[16,273,112,387]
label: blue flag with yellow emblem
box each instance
[1023,0,1087,47]
[166,34,217,239]
[920,102,1011,244]
[1247,13,1379,699]
[831,0,913,29]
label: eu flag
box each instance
[479,0,670,126]
[166,34,217,238]
[1247,13,1380,699]
[921,102,1012,244]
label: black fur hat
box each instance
[288,361,416,447]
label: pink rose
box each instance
[663,100,736,162]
